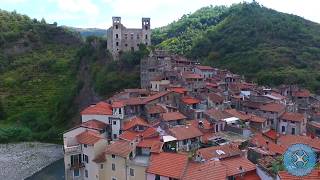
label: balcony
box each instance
[64,144,81,155]
[69,162,85,170]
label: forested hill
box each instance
[153,2,320,93]
[0,10,84,142]
[0,10,146,143]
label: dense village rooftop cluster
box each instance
[63,50,320,180]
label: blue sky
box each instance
[1,0,320,29]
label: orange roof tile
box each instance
[224,109,250,121]
[105,140,134,157]
[263,129,279,141]
[293,89,311,98]
[251,133,286,155]
[81,119,108,130]
[147,105,167,114]
[259,103,285,113]
[122,116,150,131]
[280,112,305,122]
[111,101,125,108]
[143,91,171,103]
[170,87,188,94]
[119,130,139,141]
[147,152,189,179]
[195,65,215,71]
[169,125,203,140]
[221,157,256,176]
[278,169,320,180]
[76,130,102,145]
[197,144,241,160]
[183,161,227,180]
[119,127,159,141]
[162,112,186,121]
[182,73,203,79]
[278,135,320,151]
[205,109,232,121]
[208,93,224,103]
[181,96,200,105]
[81,102,112,115]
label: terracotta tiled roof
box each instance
[263,129,279,141]
[81,119,108,130]
[205,109,232,121]
[278,169,320,180]
[251,133,286,155]
[197,144,241,160]
[119,127,158,141]
[111,101,125,108]
[182,73,203,79]
[259,103,285,113]
[224,109,250,121]
[242,101,263,109]
[122,116,149,131]
[137,137,161,148]
[280,112,305,122]
[76,130,102,145]
[183,161,227,180]
[147,105,167,114]
[162,112,186,121]
[170,87,188,94]
[147,152,189,179]
[195,65,214,71]
[221,157,256,176]
[208,93,224,103]
[206,82,219,88]
[105,140,134,157]
[308,121,320,129]
[81,102,112,115]
[181,96,200,105]
[249,115,266,123]
[278,135,320,151]
[121,97,146,105]
[189,119,212,130]
[293,89,311,98]
[92,152,106,163]
[169,125,203,140]
[143,91,171,103]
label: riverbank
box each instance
[0,142,63,180]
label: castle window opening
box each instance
[125,44,128,47]
[145,34,148,39]
[145,25,148,30]
[116,42,119,46]
[115,25,118,29]
[115,34,119,38]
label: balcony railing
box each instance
[64,144,81,155]
[69,162,85,170]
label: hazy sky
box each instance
[1,0,320,29]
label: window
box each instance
[145,34,148,39]
[183,139,188,145]
[155,175,160,180]
[84,144,87,148]
[119,108,122,114]
[83,154,89,163]
[100,164,103,169]
[115,25,118,29]
[292,128,296,135]
[145,25,148,30]
[116,42,119,46]
[115,34,119,38]
[125,44,128,47]
[112,163,116,171]
[74,169,80,177]
[130,33,134,39]
[130,168,134,176]
[124,33,128,39]
[137,34,140,39]
[112,154,116,159]
[113,134,117,139]
[282,126,285,133]
[112,178,117,180]
[85,169,88,178]
[113,121,117,125]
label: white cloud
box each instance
[55,0,100,16]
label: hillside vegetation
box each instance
[153,2,320,93]
[0,10,146,143]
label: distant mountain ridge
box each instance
[66,26,107,38]
[152,2,320,93]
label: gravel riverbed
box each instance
[0,142,63,180]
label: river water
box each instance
[26,159,65,180]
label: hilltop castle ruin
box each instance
[107,17,151,58]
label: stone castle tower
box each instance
[107,17,151,58]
